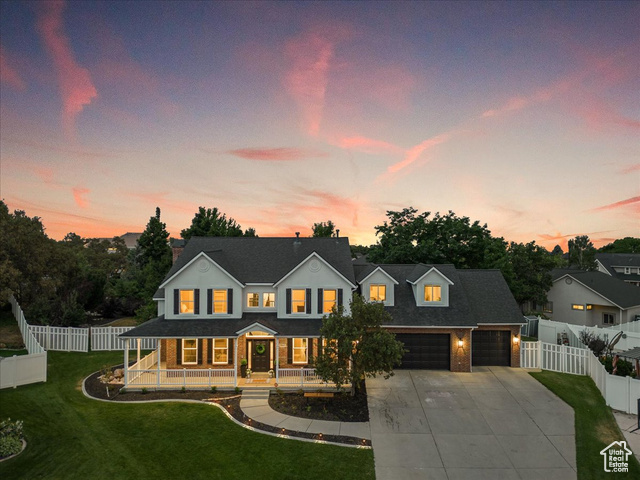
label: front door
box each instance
[251,339,271,372]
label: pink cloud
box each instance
[336,136,404,155]
[72,187,90,208]
[36,1,97,138]
[33,166,55,184]
[594,196,640,212]
[0,45,26,90]
[284,25,351,136]
[387,132,453,174]
[621,164,640,174]
[575,100,640,132]
[227,147,328,161]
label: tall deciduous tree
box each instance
[500,241,556,307]
[181,207,255,239]
[599,237,640,253]
[312,220,337,237]
[568,235,597,270]
[368,208,507,269]
[315,295,404,396]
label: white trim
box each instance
[383,325,477,329]
[273,252,357,288]
[245,283,272,286]
[292,337,308,364]
[235,322,278,336]
[369,284,388,303]
[595,259,612,275]
[159,252,244,289]
[358,266,399,285]
[407,266,454,286]
[211,338,230,364]
[181,338,198,365]
[476,322,527,326]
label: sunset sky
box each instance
[1,1,638,250]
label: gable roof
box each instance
[161,236,356,287]
[552,270,640,309]
[360,264,523,327]
[596,253,640,282]
[273,251,357,288]
[406,265,454,285]
[356,265,399,285]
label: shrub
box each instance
[141,388,148,395]
[601,356,634,377]
[0,418,24,458]
[211,386,217,393]
[589,338,607,357]
[234,387,241,394]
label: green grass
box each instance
[531,371,639,479]
[0,352,374,479]
[0,349,28,357]
[522,335,537,342]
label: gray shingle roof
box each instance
[553,270,640,309]
[367,264,523,328]
[155,236,356,298]
[596,253,640,282]
[120,314,323,338]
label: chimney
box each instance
[336,229,340,238]
[172,246,184,264]
[294,232,301,245]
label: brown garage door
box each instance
[472,330,511,366]
[395,333,450,370]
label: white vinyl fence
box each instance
[1,297,47,389]
[29,325,89,352]
[91,327,156,351]
[521,340,640,414]
[536,318,640,352]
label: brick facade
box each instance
[475,324,522,368]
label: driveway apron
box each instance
[366,367,576,480]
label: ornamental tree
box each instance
[314,294,404,396]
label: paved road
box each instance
[366,367,576,479]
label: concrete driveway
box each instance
[366,367,576,479]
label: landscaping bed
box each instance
[269,388,369,422]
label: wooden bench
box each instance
[304,392,334,398]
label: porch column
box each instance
[124,340,129,386]
[275,336,279,383]
[137,339,141,364]
[234,337,238,387]
[157,340,162,389]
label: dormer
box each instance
[406,266,453,307]
[359,266,399,306]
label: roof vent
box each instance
[294,232,301,245]
[336,229,340,238]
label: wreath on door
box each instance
[255,344,266,355]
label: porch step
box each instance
[241,389,270,400]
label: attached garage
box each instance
[472,330,511,366]
[396,333,450,370]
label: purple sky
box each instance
[1,1,638,249]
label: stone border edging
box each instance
[81,372,370,449]
[0,439,27,463]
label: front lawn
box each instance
[0,351,374,479]
[531,370,640,479]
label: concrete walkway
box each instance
[239,389,371,440]
[614,411,640,462]
[367,368,577,480]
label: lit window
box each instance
[213,338,228,363]
[603,313,615,325]
[247,293,259,307]
[323,289,337,313]
[292,289,306,313]
[586,304,593,310]
[424,285,442,302]
[571,304,585,311]
[180,290,195,313]
[293,338,308,363]
[213,290,227,313]
[370,284,386,302]
[263,292,275,308]
[182,339,197,364]
[543,302,553,313]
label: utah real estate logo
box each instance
[600,441,632,473]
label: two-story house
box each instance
[596,253,640,287]
[120,235,524,390]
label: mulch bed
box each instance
[83,366,371,447]
[268,388,369,422]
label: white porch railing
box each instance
[520,340,640,414]
[126,368,236,388]
[277,368,327,386]
[127,350,158,383]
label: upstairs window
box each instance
[625,267,631,274]
[182,339,198,364]
[424,285,442,302]
[292,289,306,313]
[323,289,337,313]
[571,304,584,311]
[370,284,386,302]
[247,293,259,307]
[263,293,275,308]
[180,290,195,314]
[213,290,227,313]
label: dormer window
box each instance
[370,284,386,302]
[625,267,631,274]
[263,293,275,307]
[247,293,259,307]
[180,290,195,313]
[424,285,442,302]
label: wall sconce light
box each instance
[513,334,520,345]
[457,338,464,348]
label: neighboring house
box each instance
[96,232,143,251]
[120,235,524,389]
[596,253,640,287]
[547,269,640,327]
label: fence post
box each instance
[47,325,51,350]
[300,368,304,387]
[12,355,17,389]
